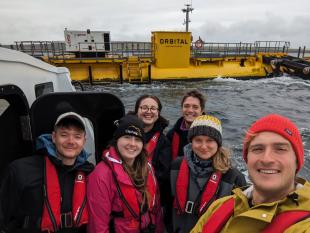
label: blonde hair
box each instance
[212,146,231,173]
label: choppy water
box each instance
[82,76,310,181]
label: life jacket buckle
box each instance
[185,201,194,214]
[60,212,73,228]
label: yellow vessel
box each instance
[16,31,293,83]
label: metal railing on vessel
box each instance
[11,41,152,60]
[191,41,290,58]
[11,41,66,57]
[6,40,291,60]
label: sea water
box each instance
[83,75,310,181]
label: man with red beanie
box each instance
[191,114,310,233]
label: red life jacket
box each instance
[145,131,160,162]
[171,132,180,160]
[103,147,158,229]
[41,156,88,232]
[201,198,234,233]
[202,198,310,233]
[174,158,222,216]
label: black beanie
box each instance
[113,115,145,142]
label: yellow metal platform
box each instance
[41,31,289,83]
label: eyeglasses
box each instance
[139,105,159,113]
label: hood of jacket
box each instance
[36,134,90,168]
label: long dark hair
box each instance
[112,139,150,206]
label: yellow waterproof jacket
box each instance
[191,178,310,233]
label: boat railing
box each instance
[9,40,290,60]
[191,41,290,58]
[12,41,153,60]
[254,41,290,54]
[110,42,152,58]
[14,41,67,57]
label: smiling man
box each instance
[0,112,94,233]
[167,90,206,160]
[191,114,310,233]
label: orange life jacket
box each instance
[41,156,88,232]
[174,158,222,216]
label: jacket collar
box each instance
[240,178,307,201]
[36,134,90,168]
[103,147,135,186]
[232,178,310,217]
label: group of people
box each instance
[0,89,309,233]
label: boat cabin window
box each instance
[35,82,54,98]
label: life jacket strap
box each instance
[145,132,160,161]
[185,201,195,214]
[60,212,73,229]
[102,157,139,219]
[202,198,310,233]
[262,210,310,233]
[171,132,180,160]
[174,158,222,216]
[202,198,234,233]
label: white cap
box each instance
[54,112,86,131]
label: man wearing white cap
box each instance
[0,112,93,233]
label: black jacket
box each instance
[145,120,172,201]
[0,148,93,233]
[170,155,246,233]
[144,119,172,228]
[166,117,190,159]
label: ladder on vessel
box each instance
[127,56,143,83]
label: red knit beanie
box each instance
[243,114,304,172]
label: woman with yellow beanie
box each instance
[170,115,246,233]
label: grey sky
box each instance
[1,0,309,48]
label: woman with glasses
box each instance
[131,94,172,231]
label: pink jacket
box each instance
[87,148,164,233]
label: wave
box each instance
[83,75,310,92]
